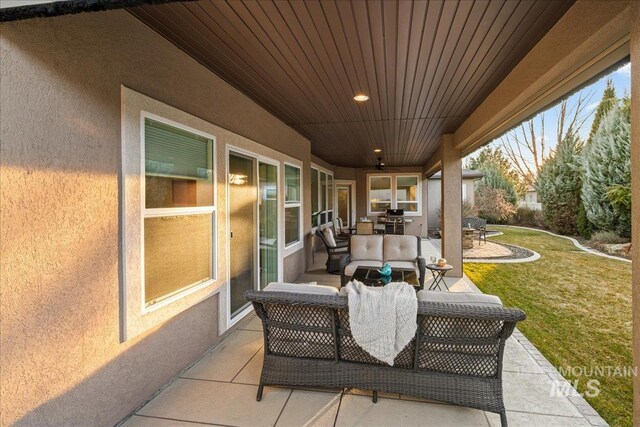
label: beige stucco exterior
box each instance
[332,167,429,237]
[1,0,638,424]
[439,135,463,278]
[426,177,477,231]
[0,10,312,425]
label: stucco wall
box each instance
[426,179,476,230]
[353,167,428,237]
[0,10,310,426]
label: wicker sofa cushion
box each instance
[350,235,384,261]
[383,235,418,261]
[386,261,419,275]
[343,260,384,277]
[263,282,338,295]
[417,290,502,306]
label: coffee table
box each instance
[349,267,420,289]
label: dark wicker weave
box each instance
[463,217,487,244]
[246,290,525,427]
[339,235,426,288]
[315,228,349,274]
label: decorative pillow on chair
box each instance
[323,227,337,247]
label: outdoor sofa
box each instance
[246,284,525,427]
[339,234,426,287]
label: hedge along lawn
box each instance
[464,226,632,427]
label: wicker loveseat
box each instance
[339,234,427,287]
[246,287,525,426]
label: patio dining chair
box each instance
[355,221,374,235]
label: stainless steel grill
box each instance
[385,209,405,235]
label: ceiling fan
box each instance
[375,157,385,170]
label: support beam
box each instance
[440,134,462,278]
[423,146,442,178]
[631,2,639,424]
[454,0,632,155]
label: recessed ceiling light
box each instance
[354,94,369,102]
[374,149,382,153]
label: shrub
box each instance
[534,210,547,229]
[462,200,477,218]
[589,231,628,245]
[536,132,583,235]
[434,201,477,225]
[508,207,537,226]
[475,187,517,224]
[582,101,631,237]
[576,203,593,240]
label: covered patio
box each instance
[123,250,604,427]
[1,0,638,426]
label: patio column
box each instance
[440,134,463,278]
[631,2,640,424]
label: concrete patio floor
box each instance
[122,239,606,427]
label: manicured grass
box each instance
[464,226,632,427]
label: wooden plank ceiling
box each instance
[129,0,573,167]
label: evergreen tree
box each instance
[536,132,583,235]
[475,162,518,206]
[468,146,524,197]
[586,79,616,146]
[576,203,593,239]
[582,101,632,237]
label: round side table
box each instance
[426,264,453,291]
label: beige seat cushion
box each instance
[383,235,418,262]
[416,290,502,306]
[322,227,337,247]
[350,235,383,262]
[264,282,338,295]
[343,260,383,277]
[386,260,419,275]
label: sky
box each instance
[464,61,632,172]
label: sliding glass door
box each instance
[228,153,257,316]
[228,151,279,319]
[259,162,278,289]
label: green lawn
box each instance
[464,226,632,427]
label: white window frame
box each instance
[367,173,422,216]
[283,162,303,255]
[120,86,219,342]
[310,163,334,230]
[394,175,420,214]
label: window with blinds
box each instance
[143,116,216,308]
[145,118,213,180]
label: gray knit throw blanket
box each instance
[344,280,418,365]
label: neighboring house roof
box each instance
[428,169,485,180]
[526,185,537,193]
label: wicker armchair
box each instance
[315,228,348,274]
[463,217,487,244]
[246,290,526,427]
